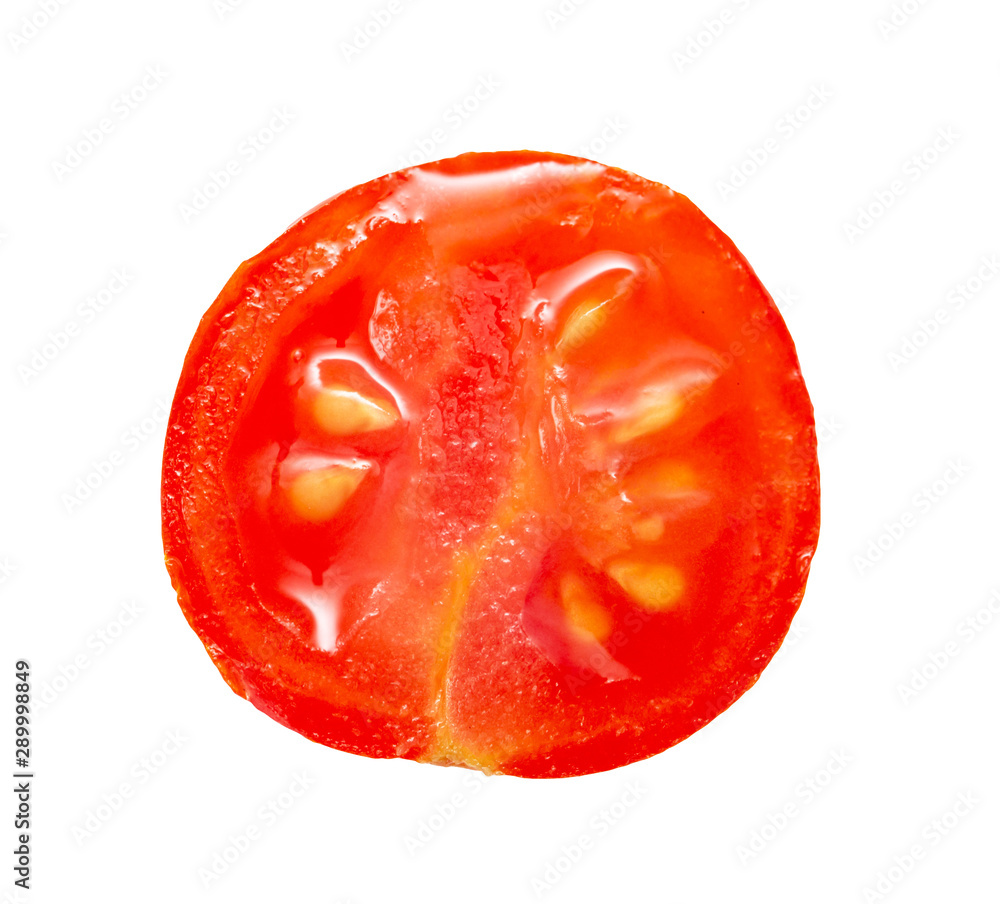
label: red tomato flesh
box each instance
[161,151,820,778]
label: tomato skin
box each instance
[162,150,820,777]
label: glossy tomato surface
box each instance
[162,151,820,778]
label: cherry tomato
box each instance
[162,151,820,777]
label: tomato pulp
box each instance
[162,151,820,778]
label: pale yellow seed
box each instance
[286,465,369,523]
[653,461,697,489]
[610,386,684,444]
[557,297,615,353]
[606,560,684,611]
[631,515,666,542]
[313,385,400,437]
[629,461,699,501]
[560,573,613,643]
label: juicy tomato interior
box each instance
[163,151,819,777]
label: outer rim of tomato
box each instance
[161,150,820,778]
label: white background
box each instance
[2,0,999,901]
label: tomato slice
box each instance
[161,151,820,778]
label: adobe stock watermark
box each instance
[60,398,170,514]
[672,0,755,72]
[769,619,810,666]
[7,0,71,53]
[507,124,641,236]
[70,730,188,845]
[876,0,933,40]
[394,75,500,169]
[51,66,168,182]
[341,0,409,62]
[716,84,834,200]
[860,792,980,902]
[17,268,134,385]
[896,588,1000,704]
[545,0,589,30]
[887,254,999,371]
[576,116,626,160]
[179,106,295,223]
[35,600,144,713]
[843,127,959,244]
[531,781,647,897]
[403,772,489,854]
[725,414,842,532]
[198,772,316,889]
[707,301,829,388]
[853,459,970,575]
[773,287,802,314]
[0,556,19,588]
[213,0,249,20]
[737,748,853,865]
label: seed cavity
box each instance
[535,251,644,355]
